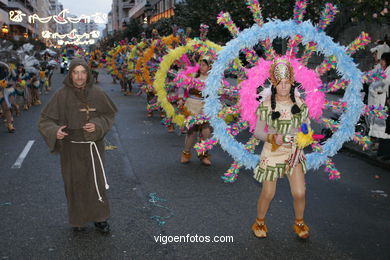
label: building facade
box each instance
[6,0,36,39]
[125,0,184,25]
[107,0,184,33]
[111,0,135,32]
[36,0,51,43]
[0,0,9,33]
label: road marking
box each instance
[11,140,35,169]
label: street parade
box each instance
[0,0,389,259]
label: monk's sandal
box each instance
[94,221,110,234]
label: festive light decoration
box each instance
[57,39,95,45]
[42,29,100,40]
[10,9,107,24]
[9,10,25,23]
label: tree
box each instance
[171,0,389,42]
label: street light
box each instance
[1,25,9,34]
[23,32,28,39]
[144,0,154,24]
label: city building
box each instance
[106,10,113,36]
[48,0,67,34]
[36,0,51,43]
[6,0,36,39]
[111,0,135,32]
[0,0,9,36]
[127,0,184,25]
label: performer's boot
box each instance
[23,104,29,111]
[167,124,174,133]
[180,151,191,163]
[147,111,153,118]
[252,218,268,238]
[7,123,15,133]
[199,152,211,166]
[293,219,309,239]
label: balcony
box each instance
[0,0,9,8]
[123,0,135,10]
[128,0,146,18]
[8,0,34,15]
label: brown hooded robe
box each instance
[38,58,117,226]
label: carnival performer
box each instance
[119,63,132,96]
[39,65,49,95]
[0,63,19,132]
[15,64,31,111]
[91,54,100,83]
[251,59,310,239]
[179,58,213,166]
[30,70,41,105]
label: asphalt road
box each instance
[0,70,389,260]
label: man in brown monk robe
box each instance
[38,58,117,233]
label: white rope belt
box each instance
[70,141,109,203]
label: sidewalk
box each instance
[342,142,390,171]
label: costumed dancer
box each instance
[90,53,100,83]
[251,59,310,239]
[146,29,162,118]
[119,62,132,96]
[30,70,41,105]
[179,58,213,166]
[15,64,31,111]
[39,65,49,95]
[0,62,18,132]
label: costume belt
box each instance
[70,141,109,203]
